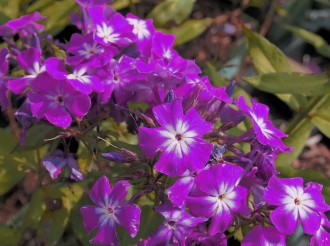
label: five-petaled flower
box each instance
[264,176,330,235]
[81,176,141,246]
[139,98,213,177]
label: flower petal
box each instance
[90,176,111,207]
[115,204,141,237]
[80,205,100,234]
[270,205,298,235]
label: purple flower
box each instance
[187,163,249,235]
[66,32,118,67]
[146,203,207,245]
[236,96,289,151]
[264,176,330,235]
[139,98,213,177]
[27,72,91,128]
[7,47,45,94]
[0,47,9,110]
[185,223,227,246]
[126,13,155,57]
[241,225,286,246]
[44,57,104,94]
[0,12,45,38]
[81,176,141,246]
[89,6,133,47]
[311,213,330,246]
[42,149,83,181]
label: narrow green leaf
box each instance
[243,26,292,74]
[148,0,196,27]
[310,109,330,138]
[161,18,213,46]
[285,25,330,58]
[276,119,313,168]
[243,27,307,111]
[111,0,139,10]
[244,72,330,96]
[27,0,77,35]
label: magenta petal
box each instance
[187,196,217,218]
[115,204,141,237]
[7,77,33,94]
[45,106,72,128]
[44,57,67,79]
[68,78,92,94]
[299,207,321,234]
[242,225,286,246]
[264,176,304,206]
[184,108,213,136]
[154,148,188,177]
[270,205,298,235]
[147,224,172,246]
[17,48,41,72]
[65,93,91,118]
[167,176,194,207]
[186,139,213,172]
[152,99,184,130]
[80,205,100,234]
[90,218,119,246]
[108,180,130,207]
[138,127,166,157]
[209,205,234,235]
[90,176,111,206]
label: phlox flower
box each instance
[241,225,286,246]
[81,176,141,246]
[139,98,213,177]
[311,212,330,246]
[27,72,91,128]
[264,177,330,235]
[145,203,207,246]
[187,163,249,235]
[236,96,289,151]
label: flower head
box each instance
[81,176,141,246]
[237,96,289,151]
[146,203,207,245]
[139,98,213,177]
[264,176,330,235]
[187,163,249,235]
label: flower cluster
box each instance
[1,0,329,245]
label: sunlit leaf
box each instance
[243,27,307,111]
[310,109,330,138]
[244,72,330,96]
[148,0,196,27]
[111,0,139,10]
[27,0,77,35]
[285,25,330,58]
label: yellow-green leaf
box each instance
[148,0,196,27]
[310,109,330,138]
[244,72,330,96]
[161,18,213,46]
[285,25,330,58]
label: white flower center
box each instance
[127,18,150,40]
[96,23,120,44]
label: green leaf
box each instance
[276,119,313,168]
[111,0,139,10]
[0,226,21,246]
[148,0,196,27]
[160,18,213,46]
[14,124,59,152]
[285,25,330,58]
[244,72,330,96]
[0,0,19,19]
[277,94,330,167]
[243,27,307,111]
[243,27,292,74]
[27,0,77,35]
[0,129,36,195]
[310,109,330,138]
[22,183,85,244]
